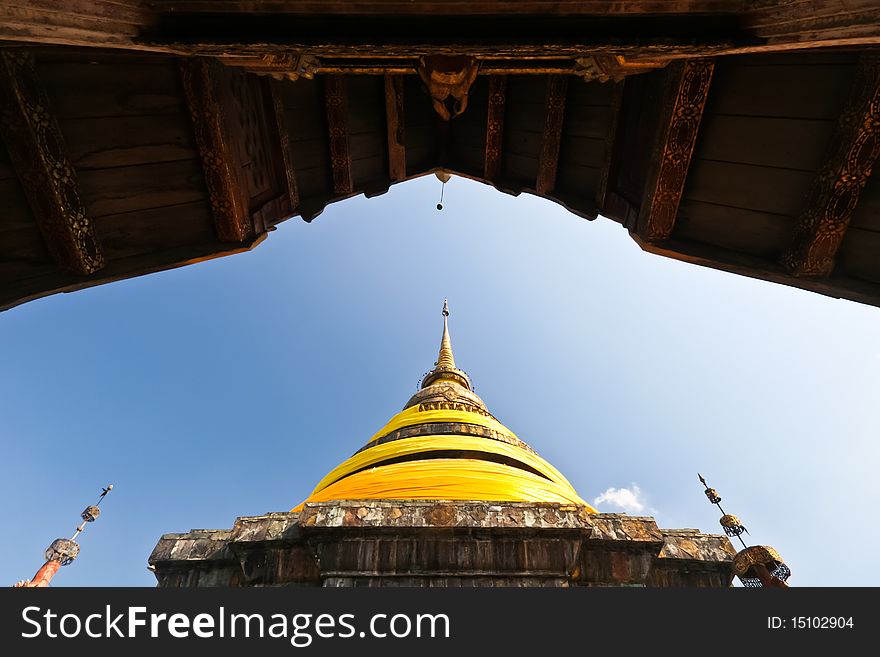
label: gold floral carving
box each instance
[269,81,299,213]
[640,59,715,242]
[419,401,491,417]
[536,75,569,195]
[323,75,353,195]
[782,55,880,276]
[180,58,251,242]
[484,76,507,180]
[0,50,104,275]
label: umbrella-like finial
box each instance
[420,300,472,391]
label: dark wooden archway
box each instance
[2,2,880,310]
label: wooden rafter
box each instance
[0,50,104,275]
[180,58,251,242]
[633,233,880,309]
[384,74,406,181]
[596,80,625,209]
[536,75,568,195]
[637,58,714,242]
[782,55,880,277]
[1,234,267,314]
[0,1,156,52]
[269,80,300,215]
[484,75,507,181]
[323,75,353,194]
[745,1,880,52]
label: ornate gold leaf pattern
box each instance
[484,76,507,180]
[180,58,251,243]
[323,75,353,195]
[0,50,104,275]
[782,55,880,276]
[643,59,714,241]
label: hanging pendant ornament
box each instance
[435,171,451,210]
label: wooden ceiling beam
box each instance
[180,58,252,242]
[268,80,300,217]
[384,74,406,181]
[484,76,507,181]
[218,55,662,79]
[0,50,104,275]
[0,1,158,53]
[536,75,568,195]
[636,58,714,242]
[150,2,747,15]
[632,232,880,309]
[3,2,880,57]
[745,1,880,52]
[782,55,880,277]
[323,75,354,195]
[0,233,267,314]
[596,80,624,210]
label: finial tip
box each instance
[442,299,449,317]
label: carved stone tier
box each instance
[149,501,735,588]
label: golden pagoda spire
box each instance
[290,299,596,513]
[421,299,472,390]
[437,298,456,369]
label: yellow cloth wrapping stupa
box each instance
[293,300,595,512]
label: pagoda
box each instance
[149,303,736,587]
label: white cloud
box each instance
[593,484,649,514]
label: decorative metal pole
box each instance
[698,474,789,588]
[13,485,113,588]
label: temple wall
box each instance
[150,502,735,588]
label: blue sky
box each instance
[1,175,877,586]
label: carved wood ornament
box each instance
[596,81,624,209]
[417,56,480,121]
[0,50,104,275]
[180,58,252,242]
[269,81,299,214]
[536,75,569,195]
[384,74,406,181]
[574,54,667,83]
[484,76,507,180]
[782,54,880,277]
[639,59,715,242]
[323,75,353,195]
[218,53,320,81]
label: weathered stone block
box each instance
[148,502,734,588]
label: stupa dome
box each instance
[294,300,594,511]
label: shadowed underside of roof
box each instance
[2,2,880,310]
